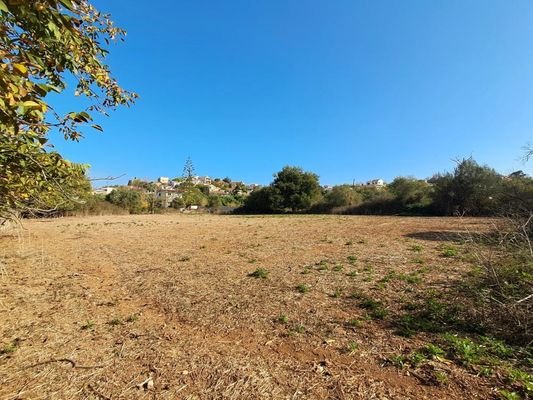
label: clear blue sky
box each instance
[50,0,533,186]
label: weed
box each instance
[378,271,394,284]
[178,256,191,262]
[0,341,17,355]
[277,314,289,324]
[359,297,388,319]
[296,284,310,294]
[290,324,306,334]
[441,334,502,367]
[394,297,462,337]
[347,270,358,277]
[441,245,458,258]
[480,336,514,358]
[412,257,425,265]
[350,290,365,300]
[357,239,367,244]
[397,272,422,285]
[332,264,343,272]
[434,371,449,384]
[505,368,533,398]
[107,318,123,326]
[248,268,269,279]
[369,307,389,319]
[81,320,94,330]
[363,264,374,273]
[125,313,139,323]
[347,341,358,353]
[331,288,343,298]
[391,344,445,370]
[345,240,353,246]
[347,255,358,264]
[499,390,521,400]
[390,354,408,368]
[411,244,423,252]
[315,259,329,271]
[422,343,446,359]
[347,318,363,328]
[390,352,427,368]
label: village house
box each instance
[366,179,385,188]
[155,189,181,208]
[92,186,115,195]
[192,176,212,185]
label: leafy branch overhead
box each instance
[0,0,136,219]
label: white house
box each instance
[92,186,115,195]
[155,189,181,207]
[192,176,212,185]
[366,179,385,188]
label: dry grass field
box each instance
[0,214,513,399]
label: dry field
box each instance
[0,214,504,399]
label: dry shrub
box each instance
[466,213,532,345]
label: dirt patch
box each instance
[0,215,498,399]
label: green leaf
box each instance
[37,83,62,94]
[0,0,8,13]
[59,0,74,11]
[91,124,103,132]
[47,21,61,39]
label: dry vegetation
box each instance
[0,215,527,399]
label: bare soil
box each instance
[0,214,501,399]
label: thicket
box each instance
[240,158,532,217]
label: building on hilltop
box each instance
[191,176,212,185]
[155,189,181,208]
[92,186,115,195]
[366,179,385,188]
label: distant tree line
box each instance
[19,157,531,218]
[238,159,533,217]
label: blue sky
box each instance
[50,0,533,185]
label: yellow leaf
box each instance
[22,100,41,109]
[13,63,28,75]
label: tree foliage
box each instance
[271,166,322,211]
[182,157,195,182]
[241,166,322,213]
[323,185,362,208]
[388,177,432,210]
[430,158,502,216]
[106,188,147,214]
[0,0,135,220]
[241,187,276,213]
[181,187,207,207]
